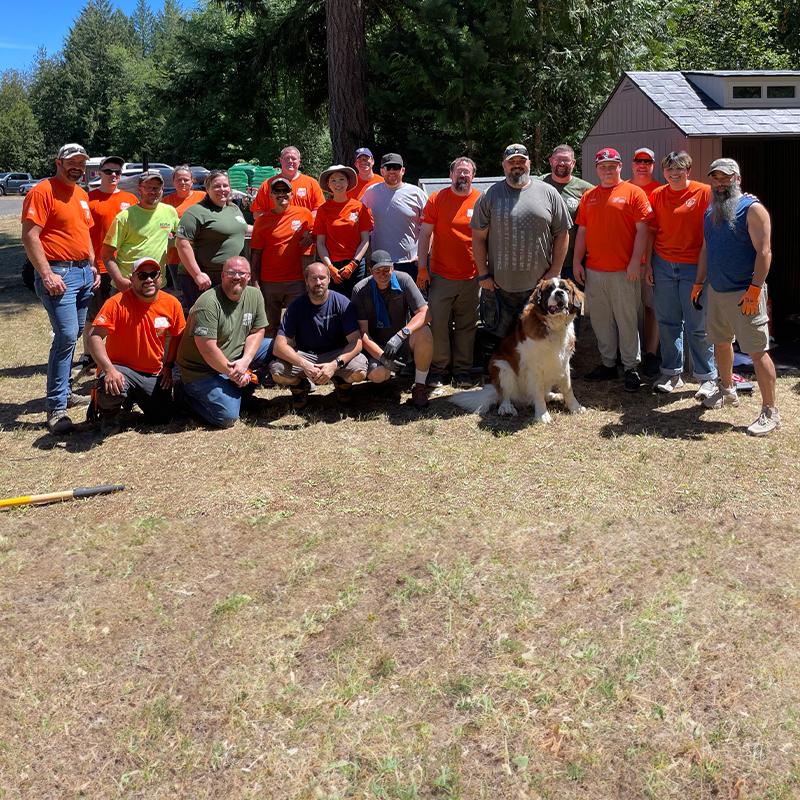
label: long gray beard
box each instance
[710,184,742,228]
[507,170,529,188]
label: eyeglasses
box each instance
[101,169,122,175]
[224,271,250,279]
[633,159,654,164]
[134,270,160,280]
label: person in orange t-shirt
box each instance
[250,177,314,336]
[348,147,383,200]
[314,165,373,298]
[628,146,662,376]
[162,164,206,292]
[573,147,652,391]
[250,146,325,217]
[83,155,139,364]
[417,157,481,386]
[21,142,99,433]
[646,150,716,396]
[88,256,185,431]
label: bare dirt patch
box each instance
[1,216,799,799]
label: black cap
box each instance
[381,153,404,168]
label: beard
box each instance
[553,164,571,179]
[710,183,742,228]
[454,177,469,191]
[506,168,529,187]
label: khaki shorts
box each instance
[705,284,769,354]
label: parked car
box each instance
[18,178,45,196]
[0,172,34,195]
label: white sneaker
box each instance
[694,380,718,400]
[702,383,739,409]
[747,407,780,436]
[654,374,685,393]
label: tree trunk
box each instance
[326,0,370,165]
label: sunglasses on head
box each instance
[134,270,160,280]
[101,168,122,175]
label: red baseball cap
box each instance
[595,147,622,164]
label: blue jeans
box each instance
[182,338,273,427]
[652,253,716,380]
[35,263,94,412]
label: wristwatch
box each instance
[400,326,411,338]
[336,357,346,369]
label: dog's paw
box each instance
[535,411,553,424]
[569,404,587,415]
[497,400,518,417]
[546,391,561,402]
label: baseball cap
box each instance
[355,147,373,159]
[137,169,164,184]
[270,176,293,191]
[58,143,89,160]
[132,257,161,273]
[99,155,124,169]
[595,147,622,164]
[371,250,393,268]
[707,158,740,176]
[633,147,655,161]
[503,143,529,160]
[381,153,404,168]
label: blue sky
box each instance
[0,0,194,72]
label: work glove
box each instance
[380,354,406,373]
[737,284,762,316]
[339,260,358,280]
[691,283,704,311]
[382,332,406,361]
[328,264,343,283]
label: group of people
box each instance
[21,136,779,436]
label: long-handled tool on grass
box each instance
[0,484,125,509]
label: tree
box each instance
[0,71,46,172]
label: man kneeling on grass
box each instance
[352,249,433,408]
[176,256,272,428]
[88,256,185,434]
[269,261,367,409]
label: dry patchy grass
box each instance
[1,216,799,799]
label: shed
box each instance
[583,70,800,333]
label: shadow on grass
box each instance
[0,362,47,378]
[599,401,735,440]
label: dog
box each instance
[449,277,585,422]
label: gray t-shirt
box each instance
[361,182,428,263]
[351,270,426,345]
[471,179,572,292]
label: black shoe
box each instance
[642,352,660,378]
[453,372,478,388]
[585,364,618,381]
[624,369,641,392]
[426,370,449,388]
[290,378,311,410]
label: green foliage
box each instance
[0,71,46,172]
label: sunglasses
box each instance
[633,159,654,164]
[382,165,402,171]
[101,169,122,175]
[134,270,160,280]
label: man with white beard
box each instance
[694,158,779,436]
[471,143,571,340]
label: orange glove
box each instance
[328,264,343,284]
[339,260,357,280]
[691,282,704,310]
[737,284,761,316]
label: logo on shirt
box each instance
[194,325,209,336]
[242,312,253,328]
[291,220,302,231]
[611,197,626,204]
[153,316,169,335]
[685,198,697,208]
[80,199,90,220]
[120,203,130,210]
[159,223,172,229]
[466,208,474,218]
[297,188,307,197]
[349,212,359,222]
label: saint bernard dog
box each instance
[449,277,584,422]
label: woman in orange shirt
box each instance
[162,165,206,298]
[646,151,717,396]
[314,165,373,298]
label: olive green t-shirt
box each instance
[103,202,179,280]
[176,197,248,276]
[177,285,267,383]
[539,173,594,272]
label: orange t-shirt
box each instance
[422,187,481,280]
[22,177,93,262]
[628,179,661,200]
[88,188,139,273]
[348,174,382,200]
[312,199,373,262]
[92,289,186,374]
[650,181,710,264]
[251,206,314,282]
[163,190,206,264]
[575,182,652,272]
[251,173,325,214]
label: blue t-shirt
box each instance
[279,291,358,353]
[704,196,758,293]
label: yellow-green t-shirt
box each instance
[104,203,179,280]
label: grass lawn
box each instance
[1,215,799,799]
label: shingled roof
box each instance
[626,71,800,136]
